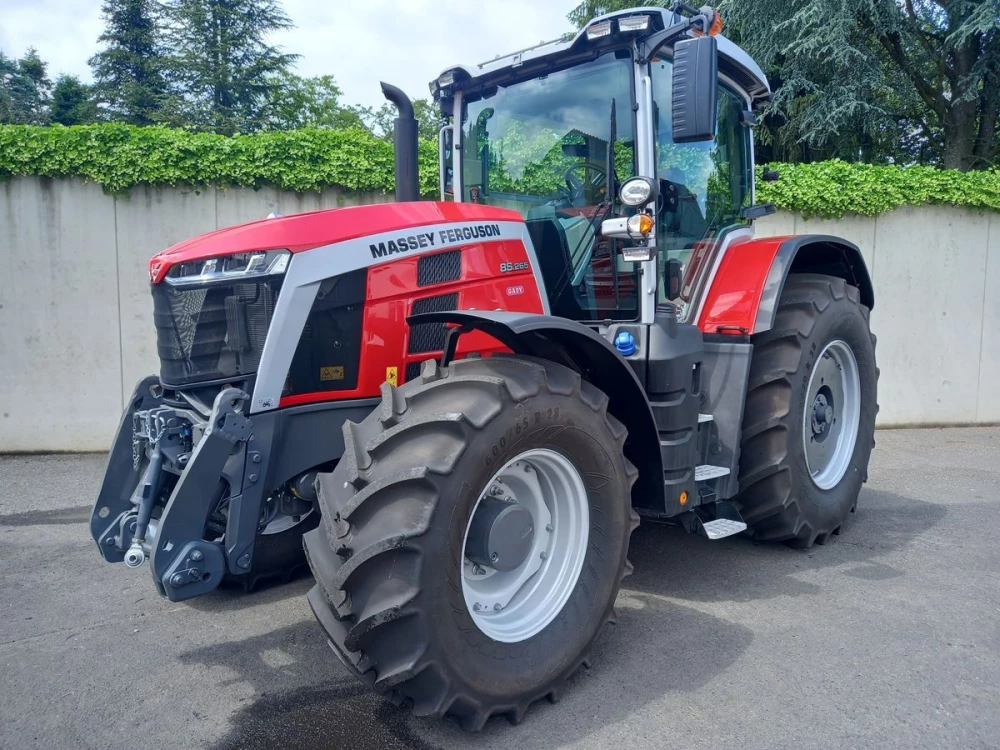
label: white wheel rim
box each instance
[803,339,862,490]
[461,449,589,643]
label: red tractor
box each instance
[90,3,877,729]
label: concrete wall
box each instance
[756,206,999,426]
[0,177,387,451]
[0,177,996,451]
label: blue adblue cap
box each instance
[614,331,637,357]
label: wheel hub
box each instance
[461,450,589,643]
[466,496,535,572]
[802,340,862,490]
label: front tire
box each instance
[735,274,878,547]
[304,356,638,729]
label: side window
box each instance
[650,58,752,305]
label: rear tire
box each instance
[304,355,638,729]
[735,274,878,548]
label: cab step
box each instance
[695,464,730,481]
[700,518,748,540]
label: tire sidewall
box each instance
[791,296,877,526]
[423,391,630,695]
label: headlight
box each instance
[161,249,290,286]
[619,176,658,207]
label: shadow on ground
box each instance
[627,488,946,603]
[177,487,945,748]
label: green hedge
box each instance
[1,125,998,217]
[0,124,439,196]
[757,160,1000,218]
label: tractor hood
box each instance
[148,201,522,283]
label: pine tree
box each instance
[0,48,52,125]
[162,0,298,134]
[50,75,99,125]
[88,0,169,125]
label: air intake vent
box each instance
[408,293,458,354]
[417,250,461,286]
[405,362,423,382]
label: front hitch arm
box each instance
[150,388,252,601]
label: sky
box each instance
[0,0,579,110]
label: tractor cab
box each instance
[430,4,770,325]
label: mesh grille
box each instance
[405,362,423,383]
[417,250,462,286]
[152,279,280,385]
[408,293,458,354]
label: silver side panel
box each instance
[635,63,658,325]
[250,220,528,414]
[686,226,754,326]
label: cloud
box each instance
[0,0,577,108]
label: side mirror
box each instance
[671,36,719,143]
[664,258,683,301]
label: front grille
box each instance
[152,278,281,386]
[408,293,458,354]
[417,250,462,286]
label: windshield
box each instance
[650,57,753,310]
[460,52,639,322]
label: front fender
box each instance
[407,310,664,513]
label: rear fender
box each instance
[407,310,664,512]
[699,234,874,336]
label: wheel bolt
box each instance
[491,552,499,563]
[494,603,503,612]
[472,564,485,575]
[490,486,504,496]
[473,603,482,612]
[546,524,553,532]
[540,551,548,560]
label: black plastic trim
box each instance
[755,235,874,334]
[407,310,664,514]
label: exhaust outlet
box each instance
[380,81,420,203]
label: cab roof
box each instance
[432,6,770,104]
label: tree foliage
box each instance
[89,0,169,125]
[263,73,366,130]
[160,0,298,133]
[50,76,99,125]
[568,0,1000,170]
[0,48,52,125]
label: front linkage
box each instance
[90,379,263,601]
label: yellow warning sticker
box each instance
[385,366,398,386]
[320,366,345,381]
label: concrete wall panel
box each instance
[871,205,989,424]
[0,178,121,451]
[978,212,1000,422]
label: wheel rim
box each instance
[803,339,862,490]
[461,449,589,643]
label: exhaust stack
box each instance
[380,82,419,203]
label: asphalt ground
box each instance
[1,427,998,749]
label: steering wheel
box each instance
[561,163,607,207]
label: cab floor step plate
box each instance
[701,518,748,540]
[695,464,730,481]
[698,413,714,423]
